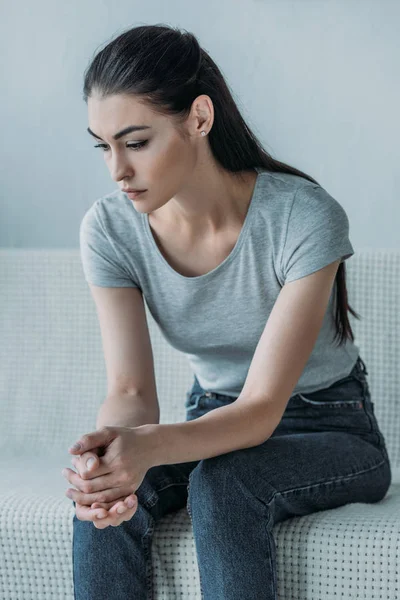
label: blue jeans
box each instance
[72,356,391,599]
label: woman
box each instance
[66,23,391,600]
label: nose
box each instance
[109,154,134,183]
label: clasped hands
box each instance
[62,425,153,529]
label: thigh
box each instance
[187,356,391,524]
[231,428,391,526]
[192,425,391,532]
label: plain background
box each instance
[0,0,398,248]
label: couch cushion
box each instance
[0,449,399,599]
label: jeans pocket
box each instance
[296,357,368,409]
[297,378,364,409]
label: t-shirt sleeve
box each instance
[280,184,355,284]
[79,202,140,288]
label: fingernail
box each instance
[86,458,95,469]
[126,498,135,508]
[117,506,126,514]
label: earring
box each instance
[201,131,207,136]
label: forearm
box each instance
[96,392,160,429]
[144,400,280,467]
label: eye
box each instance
[93,141,148,152]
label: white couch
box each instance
[0,248,399,599]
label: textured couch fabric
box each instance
[0,248,399,599]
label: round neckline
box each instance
[141,167,263,282]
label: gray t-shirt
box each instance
[79,167,359,398]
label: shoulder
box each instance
[81,188,139,238]
[254,170,321,224]
[256,170,347,221]
[256,169,319,205]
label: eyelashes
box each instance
[93,141,148,152]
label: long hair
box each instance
[83,23,360,347]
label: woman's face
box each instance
[87,93,198,212]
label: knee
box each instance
[187,454,236,508]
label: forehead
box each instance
[87,93,160,131]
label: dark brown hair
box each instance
[83,23,360,347]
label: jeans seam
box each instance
[263,506,278,599]
[155,480,189,494]
[352,364,386,451]
[277,456,387,498]
[186,473,205,600]
[141,522,155,600]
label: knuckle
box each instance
[120,471,130,484]
[82,482,92,494]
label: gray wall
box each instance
[1,0,398,248]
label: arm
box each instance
[96,391,160,430]
[84,284,160,430]
[143,260,341,467]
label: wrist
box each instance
[133,423,163,469]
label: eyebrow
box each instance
[87,125,152,141]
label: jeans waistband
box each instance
[191,356,369,399]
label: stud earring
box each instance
[201,131,207,136]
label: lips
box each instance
[125,190,146,199]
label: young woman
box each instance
[66,24,391,600]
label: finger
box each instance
[89,500,137,529]
[124,494,138,510]
[73,450,100,470]
[92,504,130,529]
[68,427,114,455]
[74,501,108,522]
[64,455,102,487]
[108,500,137,522]
[91,493,137,511]
[73,452,102,478]
[65,483,127,505]
[63,466,128,501]
[91,495,128,511]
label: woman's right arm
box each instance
[72,284,160,511]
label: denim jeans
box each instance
[72,355,391,599]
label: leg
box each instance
[187,433,390,600]
[186,359,391,600]
[72,459,199,600]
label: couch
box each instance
[0,248,399,599]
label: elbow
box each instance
[235,396,283,446]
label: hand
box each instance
[66,447,135,511]
[74,498,139,529]
[63,425,154,512]
[67,448,139,528]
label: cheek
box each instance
[149,136,192,182]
